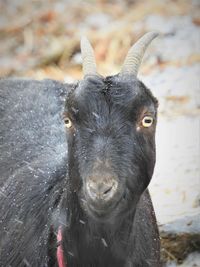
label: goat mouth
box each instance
[85,195,123,221]
[80,184,125,221]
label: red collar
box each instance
[57,227,67,267]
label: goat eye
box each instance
[64,118,72,128]
[142,116,153,127]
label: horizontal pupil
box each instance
[145,119,152,123]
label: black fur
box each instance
[0,75,160,267]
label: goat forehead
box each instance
[71,76,155,114]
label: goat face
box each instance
[64,74,158,222]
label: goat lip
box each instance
[86,196,122,219]
[87,204,113,220]
[89,203,111,214]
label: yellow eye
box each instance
[64,118,72,128]
[142,116,153,127]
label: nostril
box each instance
[103,186,113,196]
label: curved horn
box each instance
[120,32,159,76]
[81,36,98,76]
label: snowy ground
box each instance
[165,252,200,267]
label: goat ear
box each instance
[120,32,159,76]
[81,36,100,77]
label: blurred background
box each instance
[0,0,200,266]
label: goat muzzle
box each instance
[86,176,118,203]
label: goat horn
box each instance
[81,36,98,76]
[120,32,159,76]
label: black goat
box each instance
[0,32,160,267]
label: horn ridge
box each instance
[120,31,159,76]
[81,36,98,76]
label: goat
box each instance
[0,32,160,267]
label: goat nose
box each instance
[86,179,118,201]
